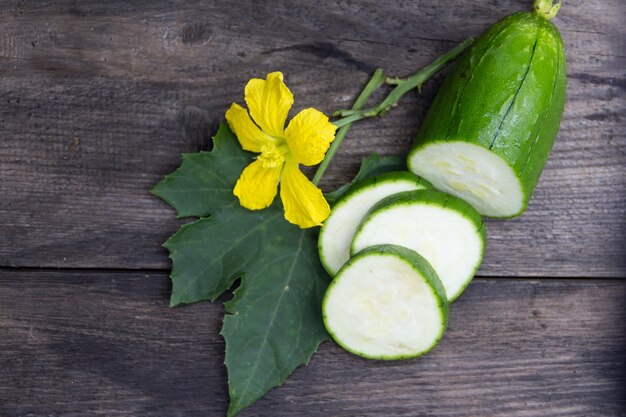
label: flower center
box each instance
[258,141,289,168]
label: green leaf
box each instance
[324,153,405,204]
[221,211,329,417]
[152,124,330,416]
[151,123,253,218]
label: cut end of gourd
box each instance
[408,141,525,217]
[323,246,447,360]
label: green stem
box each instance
[311,69,386,186]
[332,37,473,127]
[312,37,473,186]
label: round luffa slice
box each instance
[351,190,486,301]
[323,245,448,359]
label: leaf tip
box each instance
[226,396,247,417]
[169,294,182,308]
[150,181,167,200]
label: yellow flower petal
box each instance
[233,159,282,210]
[225,103,274,153]
[284,108,337,166]
[279,159,330,228]
[245,72,294,138]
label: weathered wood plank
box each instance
[0,0,624,275]
[0,270,624,416]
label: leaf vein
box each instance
[233,231,306,407]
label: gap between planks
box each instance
[0,265,622,281]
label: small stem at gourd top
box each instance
[533,0,562,20]
[311,69,386,186]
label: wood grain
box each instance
[0,269,624,417]
[0,0,624,276]
[1,2,624,416]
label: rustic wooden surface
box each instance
[0,0,624,416]
[1,271,625,417]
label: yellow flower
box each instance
[225,72,337,228]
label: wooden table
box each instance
[1,1,625,416]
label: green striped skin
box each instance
[408,11,567,218]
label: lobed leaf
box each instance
[151,123,253,218]
[152,124,330,416]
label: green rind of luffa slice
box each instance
[351,190,486,302]
[322,244,448,360]
[408,9,567,218]
[319,171,432,276]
